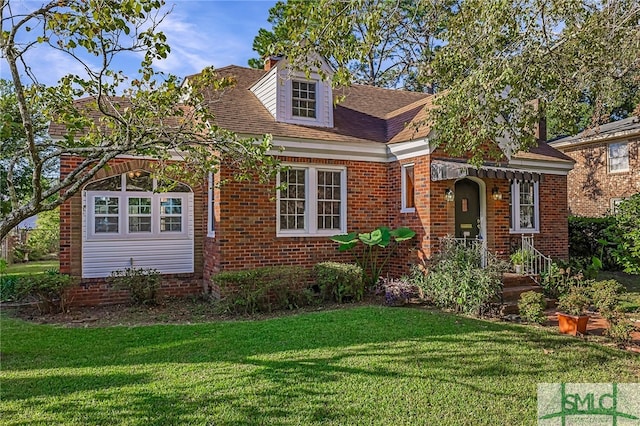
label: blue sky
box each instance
[1,1,278,86]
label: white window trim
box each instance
[291,80,317,119]
[610,197,624,214]
[401,163,416,213]
[608,142,629,173]
[509,180,540,234]
[87,192,189,240]
[276,164,347,237]
[207,172,215,238]
[283,78,324,126]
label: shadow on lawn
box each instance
[1,306,637,424]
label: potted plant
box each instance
[556,285,591,336]
[510,249,528,274]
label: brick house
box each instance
[55,57,574,305]
[549,116,640,217]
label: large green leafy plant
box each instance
[607,193,640,274]
[330,226,416,287]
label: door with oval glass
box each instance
[454,179,480,239]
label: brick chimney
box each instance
[532,98,547,142]
[264,55,282,71]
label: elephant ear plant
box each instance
[331,226,416,288]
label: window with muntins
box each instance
[608,142,629,173]
[401,164,415,212]
[278,166,346,236]
[85,170,191,239]
[292,80,316,118]
[510,180,539,233]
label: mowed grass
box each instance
[1,306,638,425]
[3,260,59,276]
[598,270,640,315]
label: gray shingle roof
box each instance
[549,116,640,147]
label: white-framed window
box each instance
[127,196,152,233]
[510,180,539,233]
[85,170,191,240]
[608,142,629,173]
[292,80,316,118]
[94,196,120,234]
[277,165,347,236]
[207,172,215,237]
[610,197,625,214]
[401,163,415,212]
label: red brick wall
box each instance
[562,139,640,217]
[62,153,570,304]
[204,157,389,278]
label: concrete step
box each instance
[502,272,539,288]
[501,298,556,315]
[502,285,542,302]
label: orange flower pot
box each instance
[557,312,589,336]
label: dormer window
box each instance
[292,80,316,118]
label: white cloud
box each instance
[0,1,274,86]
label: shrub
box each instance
[518,291,547,323]
[109,267,161,305]
[15,270,75,313]
[568,215,617,270]
[539,263,584,299]
[413,237,507,316]
[556,285,591,316]
[213,266,312,314]
[377,277,421,307]
[590,279,625,320]
[604,319,635,347]
[0,274,19,302]
[606,193,640,274]
[313,262,364,303]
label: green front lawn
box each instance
[1,306,638,425]
[3,259,59,276]
[597,271,640,315]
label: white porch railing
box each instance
[521,235,552,278]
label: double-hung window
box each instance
[85,170,190,239]
[510,180,539,233]
[401,164,415,212]
[292,80,316,118]
[277,165,346,236]
[608,142,629,173]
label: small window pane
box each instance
[95,217,119,233]
[129,216,152,233]
[160,216,182,232]
[86,176,122,191]
[125,170,153,191]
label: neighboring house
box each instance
[53,57,574,305]
[549,116,640,217]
